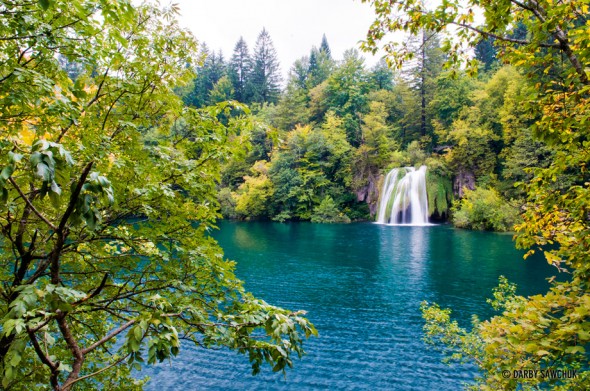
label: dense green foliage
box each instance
[310,196,351,224]
[451,187,520,232]
[0,1,316,390]
[363,0,590,389]
[195,30,540,224]
[207,51,540,225]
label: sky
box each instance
[172,0,384,78]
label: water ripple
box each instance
[143,222,554,390]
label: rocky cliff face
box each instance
[453,169,476,197]
[354,170,382,217]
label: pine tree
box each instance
[249,28,282,104]
[208,50,226,85]
[186,44,227,107]
[228,37,251,103]
[307,48,319,86]
[307,46,333,89]
[274,73,310,130]
[403,30,445,141]
[320,33,331,59]
[475,37,498,71]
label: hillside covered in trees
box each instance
[184,28,539,229]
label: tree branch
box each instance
[523,0,588,84]
[9,178,57,231]
[12,229,37,287]
[73,273,109,306]
[27,317,54,334]
[58,161,94,232]
[25,256,51,285]
[62,352,131,388]
[27,327,59,390]
[56,311,84,390]
[451,22,559,48]
[81,319,136,355]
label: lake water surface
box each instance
[145,221,555,390]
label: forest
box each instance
[0,0,588,390]
[182,28,539,231]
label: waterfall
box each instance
[376,166,430,226]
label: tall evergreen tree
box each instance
[419,31,444,139]
[307,47,333,89]
[307,48,319,86]
[403,30,445,141]
[249,28,282,104]
[208,50,226,85]
[475,37,498,71]
[273,69,311,131]
[185,44,227,107]
[228,37,251,103]
[320,33,332,59]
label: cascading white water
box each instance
[376,166,430,225]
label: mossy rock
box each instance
[426,171,453,220]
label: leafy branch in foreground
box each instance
[0,1,315,390]
[422,277,589,390]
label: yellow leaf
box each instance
[18,127,35,146]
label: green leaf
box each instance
[50,180,61,194]
[8,152,23,163]
[9,352,22,366]
[1,165,14,180]
[129,338,140,352]
[30,152,42,166]
[35,163,51,181]
[49,190,61,208]
[32,140,49,152]
[134,326,142,340]
[565,345,585,354]
[39,0,50,10]
[4,366,13,382]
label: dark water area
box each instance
[144,222,556,390]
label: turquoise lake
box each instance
[145,221,555,390]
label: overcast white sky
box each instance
[172,0,383,78]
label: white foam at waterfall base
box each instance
[375,166,432,226]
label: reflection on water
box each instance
[144,222,555,390]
